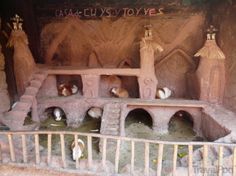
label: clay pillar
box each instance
[138,39,158,99]
[8,15,36,96]
[31,97,39,122]
[81,74,100,98]
[0,44,10,122]
[37,75,58,97]
[194,26,225,104]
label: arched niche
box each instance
[125,108,153,128]
[168,110,194,135]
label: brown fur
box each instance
[111,87,129,98]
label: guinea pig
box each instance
[156,87,172,99]
[71,138,85,161]
[110,87,129,98]
[58,84,78,96]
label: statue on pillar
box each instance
[7,14,36,97]
[11,14,23,31]
[138,25,163,99]
[194,25,225,104]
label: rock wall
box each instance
[0,44,10,121]
[215,2,236,112]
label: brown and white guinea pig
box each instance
[71,139,85,161]
[156,87,172,99]
[58,83,78,96]
[110,87,129,98]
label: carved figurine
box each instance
[144,24,153,39]
[11,14,23,30]
[206,25,218,40]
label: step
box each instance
[20,95,34,104]
[33,73,47,82]
[5,110,28,120]
[106,114,120,119]
[30,80,42,88]
[107,119,120,124]
[25,87,39,96]
[12,102,31,112]
[108,108,121,114]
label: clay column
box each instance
[138,25,163,99]
[194,25,226,104]
[8,15,36,97]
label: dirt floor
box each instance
[0,164,96,176]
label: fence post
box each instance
[233,147,236,176]
[115,139,121,173]
[102,137,107,170]
[74,134,79,169]
[218,146,223,176]
[203,144,208,176]
[60,134,67,168]
[47,133,52,166]
[35,134,40,164]
[144,142,150,176]
[87,135,93,170]
[21,134,27,163]
[8,134,16,162]
[188,145,193,176]
[131,140,135,175]
[157,143,163,176]
[173,144,178,176]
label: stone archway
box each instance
[124,108,153,138]
[40,106,67,129]
[168,110,195,137]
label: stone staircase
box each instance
[100,103,121,136]
[2,71,48,130]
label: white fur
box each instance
[71,139,85,161]
[88,107,103,119]
[156,87,172,99]
[71,85,78,94]
[53,108,63,121]
[111,87,129,98]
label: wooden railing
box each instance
[0,130,236,176]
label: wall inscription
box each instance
[55,7,163,18]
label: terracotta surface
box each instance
[8,30,36,96]
[195,32,226,104]
[40,14,205,99]
[0,44,10,121]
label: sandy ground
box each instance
[0,164,96,176]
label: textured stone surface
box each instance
[0,45,10,115]
[8,30,36,96]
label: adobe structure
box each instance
[0,10,231,142]
[1,0,234,143]
[2,1,236,175]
